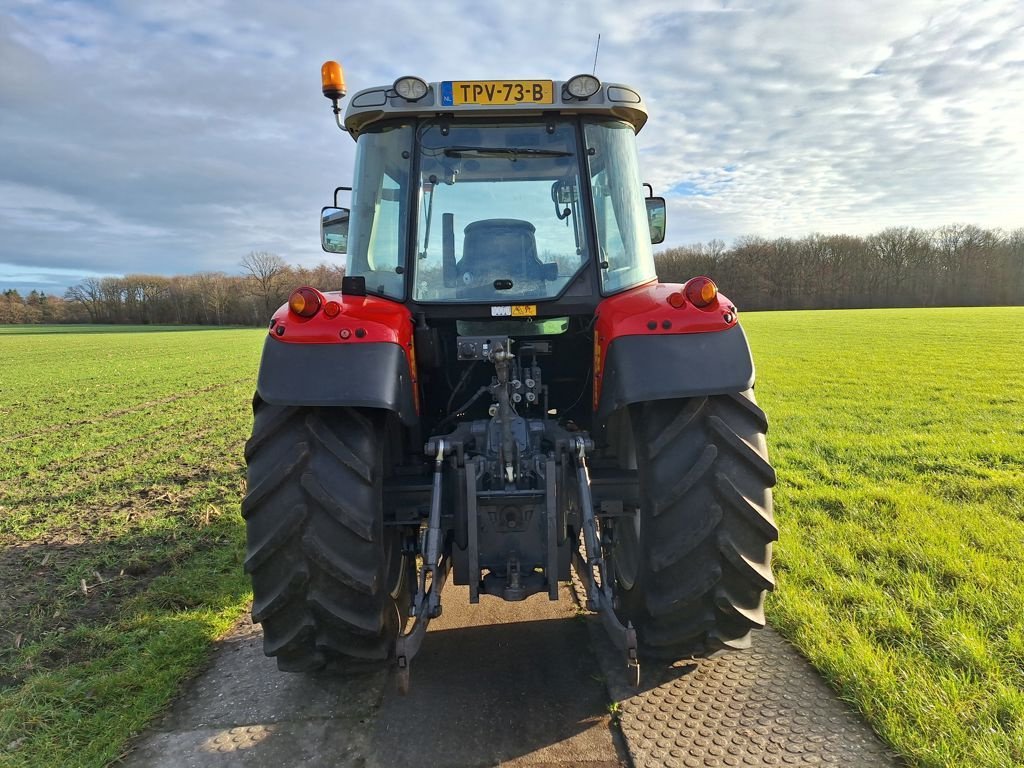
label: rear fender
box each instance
[257,292,418,425]
[593,281,754,421]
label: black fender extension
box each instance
[595,324,755,421]
[256,336,418,425]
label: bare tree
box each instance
[64,277,105,322]
[195,272,233,325]
[241,251,289,320]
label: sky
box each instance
[1,0,1022,295]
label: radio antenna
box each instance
[592,33,601,76]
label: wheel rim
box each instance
[614,505,642,590]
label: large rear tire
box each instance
[611,391,777,658]
[242,397,407,671]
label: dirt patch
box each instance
[0,525,227,684]
[2,543,143,662]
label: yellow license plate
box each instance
[442,81,553,106]
[512,304,537,317]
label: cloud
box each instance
[0,0,1022,293]
[630,0,1024,241]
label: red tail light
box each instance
[288,287,322,318]
[683,276,718,308]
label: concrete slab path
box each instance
[118,582,899,767]
[118,584,624,767]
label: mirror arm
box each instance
[333,186,352,208]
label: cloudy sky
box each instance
[1,0,1022,294]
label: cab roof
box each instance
[342,78,648,138]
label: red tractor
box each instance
[243,62,776,688]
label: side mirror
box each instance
[321,206,350,254]
[645,197,666,244]
[551,180,577,221]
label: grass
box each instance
[1,308,1022,767]
[0,326,263,767]
[0,325,242,336]
[743,307,1024,767]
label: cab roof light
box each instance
[321,61,346,101]
[565,74,601,99]
[393,76,428,101]
[683,276,718,308]
[289,287,323,318]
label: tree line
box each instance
[3,226,1022,326]
[655,224,1024,310]
[1,253,345,326]
[0,289,87,324]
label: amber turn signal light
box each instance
[321,60,346,100]
[683,276,718,308]
[289,287,323,318]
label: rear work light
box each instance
[565,74,601,98]
[683,276,718,308]
[288,287,322,318]
[393,76,428,101]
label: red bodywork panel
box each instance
[268,282,737,417]
[269,290,418,411]
[592,280,738,409]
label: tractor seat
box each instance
[455,219,550,284]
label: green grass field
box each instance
[0,326,263,767]
[1,308,1022,767]
[746,307,1024,767]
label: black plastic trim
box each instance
[256,337,418,425]
[595,324,755,420]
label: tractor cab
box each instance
[319,70,666,315]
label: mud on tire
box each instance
[611,391,777,659]
[242,398,407,671]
